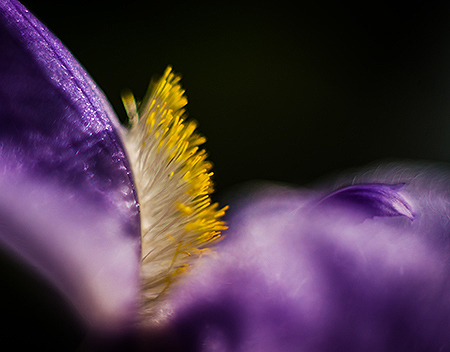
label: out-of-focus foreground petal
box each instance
[0,0,140,333]
[164,163,450,352]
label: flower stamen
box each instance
[122,67,228,310]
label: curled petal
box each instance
[315,183,415,220]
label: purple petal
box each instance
[0,0,140,331]
[163,165,450,351]
[315,183,415,220]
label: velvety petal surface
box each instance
[0,0,140,331]
[164,163,450,352]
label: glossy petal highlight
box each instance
[0,0,140,330]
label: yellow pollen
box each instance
[122,66,227,308]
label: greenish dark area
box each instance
[8,0,450,349]
[21,1,450,193]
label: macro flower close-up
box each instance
[3,0,450,351]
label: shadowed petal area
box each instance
[0,0,140,331]
[164,164,450,352]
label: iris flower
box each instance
[2,1,450,351]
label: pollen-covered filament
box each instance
[122,67,228,308]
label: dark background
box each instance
[6,0,450,349]
[20,0,450,194]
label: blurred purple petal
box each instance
[164,164,450,352]
[0,0,140,331]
